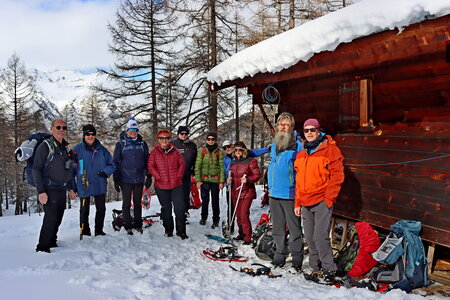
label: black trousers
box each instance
[225,185,235,231]
[200,182,220,223]
[181,174,191,213]
[121,183,143,229]
[79,194,106,233]
[155,185,186,235]
[37,188,66,248]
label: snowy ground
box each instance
[0,186,445,300]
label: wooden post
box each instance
[427,243,436,275]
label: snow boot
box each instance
[199,219,206,225]
[271,252,286,267]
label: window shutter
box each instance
[339,77,373,130]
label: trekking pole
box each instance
[227,171,232,229]
[230,174,246,229]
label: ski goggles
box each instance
[128,128,139,132]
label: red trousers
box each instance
[233,196,253,242]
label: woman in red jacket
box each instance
[148,129,187,239]
[227,141,261,244]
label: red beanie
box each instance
[303,118,320,129]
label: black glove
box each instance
[98,171,108,178]
[144,175,152,189]
[114,181,121,193]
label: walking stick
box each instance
[222,174,246,238]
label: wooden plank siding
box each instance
[243,16,450,246]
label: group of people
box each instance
[32,113,345,283]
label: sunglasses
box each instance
[303,128,318,133]
[85,133,96,137]
[207,138,215,141]
[128,128,139,132]
[234,148,244,152]
[179,132,188,136]
[223,145,232,150]
[158,137,170,140]
[55,126,67,131]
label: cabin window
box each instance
[338,77,373,131]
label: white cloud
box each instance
[0,0,119,72]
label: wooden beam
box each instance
[257,104,275,137]
[427,243,436,275]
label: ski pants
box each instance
[79,194,106,234]
[302,201,336,272]
[121,183,143,229]
[200,182,220,223]
[181,174,191,213]
[38,188,66,248]
[234,195,252,242]
[269,197,303,258]
[155,185,186,235]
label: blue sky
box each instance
[0,0,119,72]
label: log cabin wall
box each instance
[248,16,450,246]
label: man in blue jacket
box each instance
[268,112,304,271]
[72,124,115,236]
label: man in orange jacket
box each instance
[294,118,344,282]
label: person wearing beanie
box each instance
[294,118,344,282]
[195,131,224,229]
[148,129,188,239]
[171,126,197,219]
[112,117,151,235]
[267,112,304,271]
[226,141,261,244]
[71,124,116,237]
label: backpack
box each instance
[335,222,380,278]
[253,213,277,261]
[371,220,428,292]
[15,133,54,187]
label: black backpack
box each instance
[15,133,54,187]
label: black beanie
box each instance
[206,131,217,140]
[177,126,189,134]
[234,140,247,149]
[82,124,96,136]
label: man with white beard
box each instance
[267,112,304,271]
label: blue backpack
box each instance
[371,220,428,292]
[15,133,54,187]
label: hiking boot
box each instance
[211,222,219,229]
[82,228,91,236]
[199,219,206,225]
[165,232,173,237]
[36,245,51,253]
[95,231,106,236]
[135,228,143,234]
[322,270,337,283]
[233,235,244,241]
[304,271,321,282]
[177,232,189,240]
[126,229,133,235]
[292,253,303,271]
[271,253,286,268]
[243,241,252,245]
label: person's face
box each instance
[158,136,170,148]
[277,119,293,135]
[51,120,67,141]
[234,147,244,158]
[84,132,96,146]
[206,136,215,146]
[127,128,138,139]
[178,131,189,141]
[224,144,234,155]
[304,126,320,142]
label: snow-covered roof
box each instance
[207,0,450,87]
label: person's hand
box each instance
[97,171,108,178]
[227,178,232,185]
[241,176,247,184]
[69,190,77,200]
[38,193,48,205]
[219,183,224,190]
[144,175,152,189]
[196,182,202,189]
[294,207,302,216]
[114,181,121,193]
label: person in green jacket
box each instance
[195,131,224,229]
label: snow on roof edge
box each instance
[207,0,450,87]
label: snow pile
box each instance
[0,187,437,299]
[207,0,450,86]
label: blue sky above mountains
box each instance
[0,0,118,72]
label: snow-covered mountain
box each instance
[33,69,101,111]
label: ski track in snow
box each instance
[0,186,443,300]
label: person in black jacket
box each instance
[33,119,77,253]
[171,126,197,217]
[113,117,151,235]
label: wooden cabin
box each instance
[208,11,450,282]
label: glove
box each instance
[97,171,108,178]
[144,175,152,189]
[114,181,121,193]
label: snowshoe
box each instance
[202,246,248,262]
[229,263,282,278]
